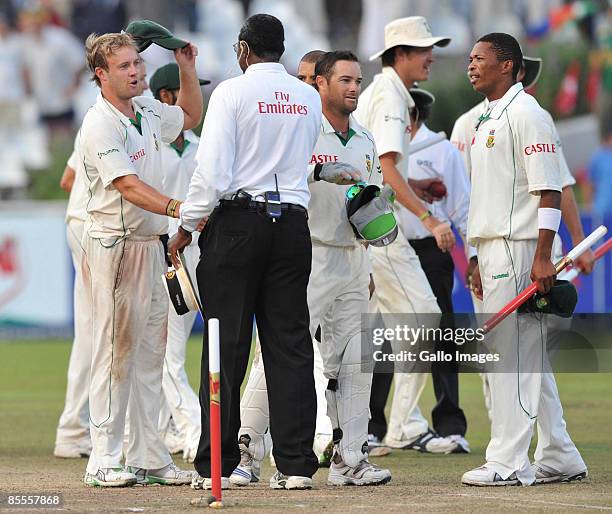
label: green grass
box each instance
[1,339,611,511]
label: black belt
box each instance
[219,199,307,214]
[408,236,437,251]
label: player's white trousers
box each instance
[55,220,91,448]
[478,237,546,485]
[370,235,441,442]
[84,235,172,473]
[160,243,201,448]
[310,243,371,467]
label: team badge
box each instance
[365,154,372,174]
[486,129,495,148]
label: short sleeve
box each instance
[159,102,184,143]
[82,122,136,190]
[514,110,562,194]
[369,97,408,159]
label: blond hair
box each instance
[85,32,138,87]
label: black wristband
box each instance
[314,163,323,181]
[178,225,192,236]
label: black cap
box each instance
[149,63,210,98]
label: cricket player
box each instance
[296,50,325,86]
[354,16,458,453]
[78,31,202,487]
[461,32,586,486]
[149,62,210,463]
[54,65,150,460]
[232,51,393,487]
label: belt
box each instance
[219,199,307,214]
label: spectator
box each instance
[71,0,127,43]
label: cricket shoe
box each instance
[191,474,231,490]
[251,459,261,483]
[84,467,137,487]
[447,435,471,454]
[229,435,254,486]
[328,451,391,486]
[367,434,392,458]
[385,428,458,454]
[461,465,520,486]
[269,471,312,490]
[531,464,588,484]
[126,463,194,485]
[54,441,91,459]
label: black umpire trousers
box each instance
[194,203,319,478]
[368,237,467,439]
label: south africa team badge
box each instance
[486,129,495,148]
[365,154,372,174]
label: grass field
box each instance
[1,338,611,512]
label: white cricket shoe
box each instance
[84,467,137,487]
[229,435,253,486]
[269,471,312,490]
[126,463,194,485]
[461,465,520,486]
[191,474,231,490]
[385,428,458,454]
[532,464,588,484]
[328,451,391,486]
[447,434,471,454]
[54,442,91,459]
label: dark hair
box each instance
[238,13,284,61]
[300,50,326,65]
[477,32,523,81]
[381,45,419,67]
[314,50,359,82]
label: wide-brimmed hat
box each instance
[150,63,210,98]
[125,20,189,53]
[370,16,451,61]
[522,56,543,89]
[409,88,436,111]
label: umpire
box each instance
[168,14,322,490]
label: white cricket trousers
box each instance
[55,220,91,448]
[159,243,201,447]
[84,235,171,473]
[370,235,441,442]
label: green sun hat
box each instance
[125,20,189,53]
[519,279,578,318]
[149,63,211,98]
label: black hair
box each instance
[314,50,359,82]
[238,13,284,61]
[381,45,418,67]
[300,50,326,65]
[477,32,523,81]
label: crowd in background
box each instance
[0,0,610,215]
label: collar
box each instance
[381,67,415,107]
[411,123,433,144]
[487,82,523,120]
[96,93,136,129]
[244,62,286,75]
[321,114,363,135]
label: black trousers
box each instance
[410,237,467,437]
[368,237,467,438]
[194,204,318,478]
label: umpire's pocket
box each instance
[217,230,251,267]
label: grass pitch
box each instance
[1,338,611,512]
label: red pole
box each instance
[208,319,222,507]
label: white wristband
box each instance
[538,207,561,232]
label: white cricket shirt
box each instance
[398,124,471,241]
[161,129,200,241]
[65,143,88,225]
[467,83,562,245]
[179,63,322,232]
[354,67,414,179]
[78,93,184,241]
[308,114,383,247]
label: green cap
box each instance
[125,20,189,53]
[522,56,543,89]
[149,63,210,98]
[519,280,578,318]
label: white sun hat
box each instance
[370,16,451,61]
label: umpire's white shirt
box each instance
[308,114,382,247]
[467,83,562,245]
[354,67,414,179]
[398,124,471,241]
[78,93,184,240]
[180,62,322,232]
